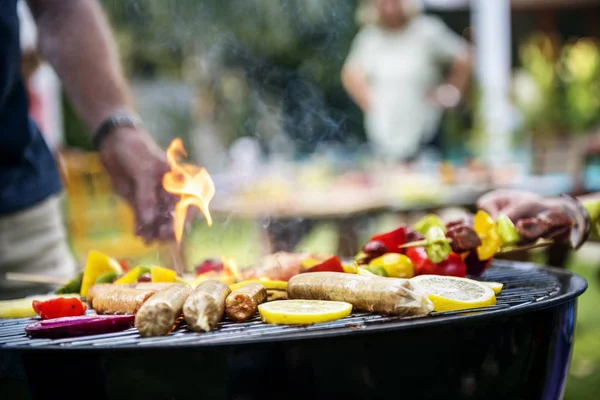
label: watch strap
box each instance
[93,112,144,150]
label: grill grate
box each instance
[0,262,561,350]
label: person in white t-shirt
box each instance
[342,0,472,162]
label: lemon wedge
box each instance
[482,281,503,295]
[258,300,352,325]
[410,275,496,312]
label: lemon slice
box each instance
[410,275,496,312]
[258,300,352,325]
[482,281,503,295]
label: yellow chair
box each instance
[57,149,182,267]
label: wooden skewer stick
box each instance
[4,273,69,286]
[397,237,556,254]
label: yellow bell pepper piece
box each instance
[80,250,123,297]
[150,266,177,283]
[300,258,322,269]
[114,266,150,284]
[342,263,357,274]
[473,211,502,261]
[230,279,288,291]
[369,253,414,278]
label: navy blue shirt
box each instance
[0,0,62,214]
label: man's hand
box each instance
[99,127,177,243]
[477,190,555,221]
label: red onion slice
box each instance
[25,315,135,339]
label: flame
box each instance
[222,257,241,282]
[163,138,215,244]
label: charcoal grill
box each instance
[0,261,587,400]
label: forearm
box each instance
[28,0,135,133]
[341,65,371,112]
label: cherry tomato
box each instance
[405,247,467,277]
[32,297,87,320]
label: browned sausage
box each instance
[183,280,231,332]
[225,283,267,322]
[135,284,193,337]
[92,287,156,315]
[287,272,433,316]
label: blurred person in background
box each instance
[0,0,174,300]
[341,0,472,163]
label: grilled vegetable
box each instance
[287,272,433,316]
[229,280,288,292]
[25,315,135,339]
[0,295,79,319]
[304,256,345,273]
[266,289,287,302]
[195,259,224,275]
[114,266,151,284]
[225,283,267,322]
[55,272,83,294]
[473,211,502,260]
[415,215,445,235]
[370,225,407,254]
[464,252,492,277]
[80,250,123,297]
[32,297,87,320]
[405,248,467,278]
[424,226,452,263]
[92,287,156,315]
[362,240,388,259]
[183,280,231,332]
[368,253,414,278]
[135,284,193,337]
[496,214,520,245]
[95,272,118,284]
[151,266,177,283]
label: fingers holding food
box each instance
[225,283,267,322]
[183,280,231,333]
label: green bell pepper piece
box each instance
[424,226,451,264]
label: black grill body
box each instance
[0,261,587,400]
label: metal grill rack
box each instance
[0,261,561,350]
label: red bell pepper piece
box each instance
[405,247,467,278]
[305,256,345,273]
[32,297,87,320]
[370,225,407,254]
[195,258,225,275]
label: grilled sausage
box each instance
[183,280,231,332]
[135,284,193,337]
[92,287,156,315]
[225,283,267,322]
[287,272,433,316]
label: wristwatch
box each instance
[93,112,144,150]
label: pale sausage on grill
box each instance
[287,272,433,316]
[135,284,193,337]
[183,280,231,332]
[225,283,267,322]
[92,287,156,315]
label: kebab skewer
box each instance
[357,194,595,277]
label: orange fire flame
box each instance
[163,138,215,244]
